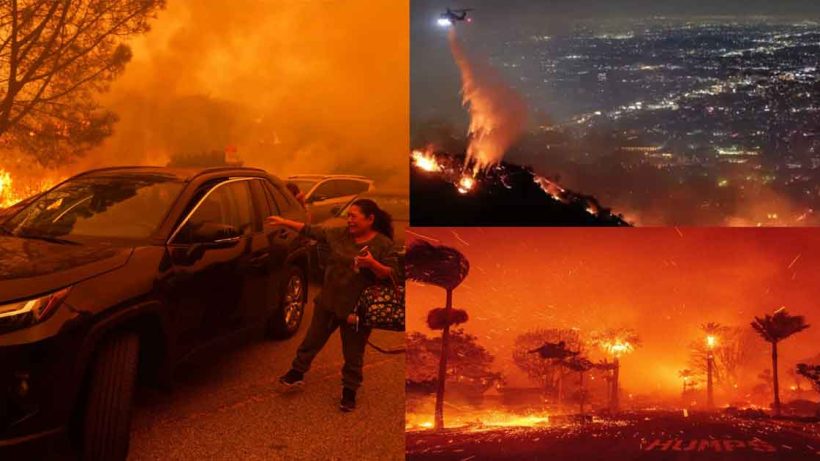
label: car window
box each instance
[311,180,339,201]
[249,179,275,222]
[176,180,254,242]
[338,179,369,196]
[269,184,295,213]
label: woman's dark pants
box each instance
[291,306,372,391]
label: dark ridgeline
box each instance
[411,153,630,226]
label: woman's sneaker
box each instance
[277,369,304,392]
[340,387,356,412]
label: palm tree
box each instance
[406,240,470,430]
[592,328,640,413]
[700,322,724,409]
[751,308,810,416]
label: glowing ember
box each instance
[411,150,441,172]
[457,175,475,194]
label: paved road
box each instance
[406,411,820,461]
[128,284,405,461]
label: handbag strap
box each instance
[367,340,405,355]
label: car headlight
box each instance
[0,287,71,333]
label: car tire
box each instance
[267,266,306,339]
[82,332,139,461]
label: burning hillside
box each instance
[411,149,629,226]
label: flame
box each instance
[0,169,18,208]
[411,149,441,172]
[706,335,717,349]
[0,167,60,210]
[457,175,475,194]
[601,340,634,358]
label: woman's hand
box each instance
[264,215,305,232]
[265,215,286,226]
[353,249,377,270]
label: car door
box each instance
[164,179,256,352]
[243,179,288,327]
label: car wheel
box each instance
[267,266,306,339]
[82,332,139,461]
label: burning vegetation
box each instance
[406,228,820,460]
[410,148,628,226]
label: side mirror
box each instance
[188,221,242,247]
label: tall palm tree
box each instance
[592,328,640,413]
[751,308,810,416]
[700,322,724,409]
[406,240,470,430]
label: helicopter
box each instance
[437,8,473,27]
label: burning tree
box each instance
[0,0,165,166]
[688,324,759,396]
[406,330,503,400]
[512,329,584,407]
[405,239,470,430]
[751,308,810,416]
[592,328,640,413]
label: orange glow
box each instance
[407,228,820,399]
[406,409,550,432]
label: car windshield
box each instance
[1,174,183,242]
[289,179,318,194]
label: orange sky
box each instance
[407,227,820,395]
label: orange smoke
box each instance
[448,28,527,174]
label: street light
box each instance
[706,335,717,409]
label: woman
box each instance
[266,198,399,412]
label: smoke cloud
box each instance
[70,0,408,187]
[447,28,526,174]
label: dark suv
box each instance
[0,166,309,460]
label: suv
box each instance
[287,174,373,223]
[0,166,309,460]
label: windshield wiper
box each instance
[17,231,79,245]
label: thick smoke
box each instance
[71,0,408,187]
[447,29,526,174]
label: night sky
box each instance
[411,0,820,126]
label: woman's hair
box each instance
[351,198,393,239]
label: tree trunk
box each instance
[707,352,714,409]
[557,372,563,407]
[771,341,781,417]
[611,358,620,412]
[434,288,453,430]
